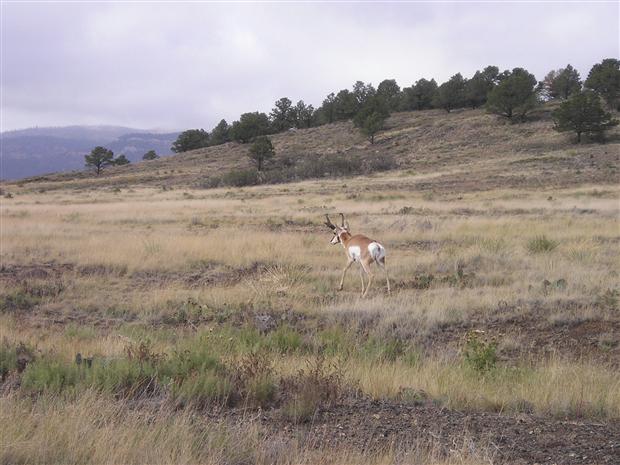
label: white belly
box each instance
[347,245,361,261]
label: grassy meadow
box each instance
[1,171,619,464]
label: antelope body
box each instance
[324,214,391,297]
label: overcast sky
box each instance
[1,1,618,132]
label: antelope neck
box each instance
[339,231,352,246]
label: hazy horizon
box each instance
[2,2,618,132]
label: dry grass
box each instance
[347,357,620,418]
[1,124,619,463]
[0,391,491,465]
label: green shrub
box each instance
[596,289,619,311]
[222,169,260,187]
[64,324,97,340]
[245,375,277,406]
[463,331,497,373]
[0,342,18,380]
[318,327,353,357]
[172,371,232,407]
[0,289,40,313]
[527,235,559,253]
[281,355,345,423]
[161,345,222,381]
[361,337,405,361]
[89,358,159,397]
[230,350,276,407]
[0,341,35,380]
[21,358,82,394]
[268,325,304,354]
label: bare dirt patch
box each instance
[225,397,620,464]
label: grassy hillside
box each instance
[1,105,619,465]
[8,104,619,193]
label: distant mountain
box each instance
[0,126,179,180]
[1,125,149,142]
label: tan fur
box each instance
[333,228,391,297]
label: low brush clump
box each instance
[280,355,347,424]
[526,235,559,253]
[203,153,397,188]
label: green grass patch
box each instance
[526,235,559,254]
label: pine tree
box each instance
[210,119,230,145]
[85,146,114,175]
[248,136,275,171]
[171,129,210,152]
[540,64,582,100]
[114,154,130,165]
[552,91,618,143]
[585,58,620,110]
[486,68,538,120]
[353,96,389,144]
[434,73,466,112]
[142,150,159,160]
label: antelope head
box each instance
[324,213,350,245]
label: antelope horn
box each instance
[339,213,345,227]
[324,214,337,230]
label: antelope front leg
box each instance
[339,260,354,291]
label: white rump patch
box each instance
[368,242,386,262]
[348,245,361,261]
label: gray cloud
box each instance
[2,2,618,131]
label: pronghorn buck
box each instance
[324,213,391,297]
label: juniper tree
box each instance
[353,95,389,144]
[270,97,295,132]
[230,112,271,143]
[585,58,620,110]
[209,119,231,145]
[552,91,618,143]
[171,129,210,152]
[540,64,582,100]
[486,68,538,120]
[114,154,130,165]
[293,100,314,128]
[434,73,467,112]
[142,150,159,160]
[465,66,499,108]
[248,136,275,171]
[377,79,401,111]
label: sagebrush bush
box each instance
[527,235,559,253]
